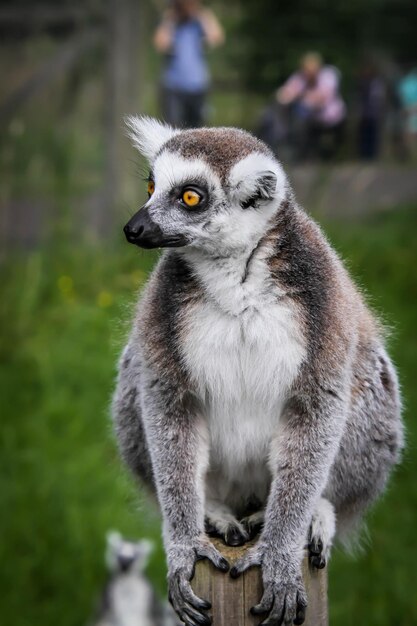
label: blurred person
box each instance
[374,55,408,160]
[398,67,417,159]
[154,0,224,128]
[255,93,297,162]
[276,52,346,160]
[357,59,386,159]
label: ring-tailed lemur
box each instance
[93,532,180,626]
[113,117,403,626]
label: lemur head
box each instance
[105,531,153,574]
[124,116,288,256]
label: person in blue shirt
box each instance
[398,67,417,159]
[356,59,386,160]
[154,0,224,128]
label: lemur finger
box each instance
[293,592,307,625]
[224,524,248,547]
[259,594,286,626]
[168,580,183,614]
[242,518,264,540]
[282,590,299,624]
[176,605,204,626]
[229,547,261,578]
[182,605,212,626]
[169,576,188,612]
[195,542,229,572]
[170,581,210,626]
[250,585,274,615]
[178,610,205,626]
[179,578,211,611]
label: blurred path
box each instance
[288,164,417,218]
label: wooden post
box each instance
[191,538,328,626]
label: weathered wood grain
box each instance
[191,538,328,626]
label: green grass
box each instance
[1,205,416,626]
[322,208,417,626]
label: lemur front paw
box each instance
[204,516,249,546]
[167,536,229,626]
[230,543,307,625]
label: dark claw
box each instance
[308,535,326,569]
[308,538,323,556]
[229,566,241,579]
[310,555,326,569]
[294,597,306,624]
[259,599,286,626]
[250,605,267,616]
[199,599,212,611]
[225,525,247,547]
[218,557,230,572]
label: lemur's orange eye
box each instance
[182,189,201,207]
[147,180,155,196]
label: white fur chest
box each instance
[181,253,306,500]
[111,575,154,626]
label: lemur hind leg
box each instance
[308,497,336,569]
[205,500,249,547]
[112,344,155,491]
[324,348,403,543]
[240,509,265,539]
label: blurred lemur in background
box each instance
[113,117,404,626]
[93,532,180,626]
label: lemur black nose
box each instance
[123,206,189,249]
[123,222,144,241]
[123,207,164,249]
[118,555,133,572]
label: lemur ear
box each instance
[106,530,122,548]
[105,530,122,570]
[232,170,278,209]
[125,115,179,161]
[242,171,277,208]
[135,539,154,571]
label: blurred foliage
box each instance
[324,207,417,626]
[236,0,417,93]
[0,241,165,626]
[0,205,416,626]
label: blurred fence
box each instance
[0,0,149,250]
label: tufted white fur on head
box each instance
[126,115,179,161]
[152,151,222,195]
[228,152,287,207]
